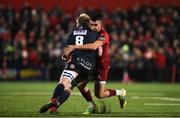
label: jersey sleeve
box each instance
[98,32,109,45]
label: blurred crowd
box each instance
[0,3,179,81]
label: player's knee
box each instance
[65,88,72,94]
[59,77,71,89]
[77,81,88,91]
[77,85,83,90]
[78,85,87,91]
[78,86,89,95]
[95,92,104,99]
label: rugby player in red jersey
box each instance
[63,12,127,114]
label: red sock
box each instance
[107,89,116,96]
[51,98,57,102]
[50,106,57,111]
[80,89,93,102]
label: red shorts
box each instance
[95,63,110,82]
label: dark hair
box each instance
[88,12,103,21]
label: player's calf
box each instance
[49,90,71,113]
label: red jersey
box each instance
[95,28,110,81]
[98,29,110,66]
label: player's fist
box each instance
[61,53,72,62]
[63,45,76,56]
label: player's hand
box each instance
[61,53,71,62]
[98,46,103,56]
[63,45,76,56]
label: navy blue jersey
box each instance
[65,26,99,75]
[67,26,98,58]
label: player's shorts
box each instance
[95,63,110,84]
[62,55,95,83]
[66,56,95,74]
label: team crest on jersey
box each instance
[99,35,105,40]
[73,30,87,35]
[70,64,75,69]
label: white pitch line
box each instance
[145,103,180,106]
[131,96,180,101]
[129,92,164,96]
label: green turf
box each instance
[0,81,180,117]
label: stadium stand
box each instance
[0,2,179,82]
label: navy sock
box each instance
[52,84,65,99]
[57,91,70,106]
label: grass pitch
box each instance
[0,81,180,117]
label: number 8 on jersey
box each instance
[75,36,84,45]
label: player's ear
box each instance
[76,19,79,27]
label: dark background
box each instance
[0,0,179,82]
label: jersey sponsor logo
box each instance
[77,57,92,70]
[73,30,87,35]
[99,35,106,41]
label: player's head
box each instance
[76,13,91,28]
[89,12,103,32]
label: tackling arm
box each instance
[75,40,103,50]
[63,40,103,56]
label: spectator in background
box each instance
[0,3,179,82]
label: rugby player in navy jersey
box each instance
[63,12,127,114]
[39,13,99,113]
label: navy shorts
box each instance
[65,55,95,77]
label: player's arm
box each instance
[61,33,73,61]
[73,40,103,50]
[63,40,103,56]
[98,46,103,56]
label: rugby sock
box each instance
[52,84,65,99]
[80,89,93,102]
[57,90,70,106]
[107,89,116,96]
[115,89,123,96]
[50,98,57,102]
[80,89,96,108]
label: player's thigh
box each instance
[59,70,79,89]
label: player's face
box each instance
[91,20,102,32]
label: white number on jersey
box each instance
[75,36,84,45]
